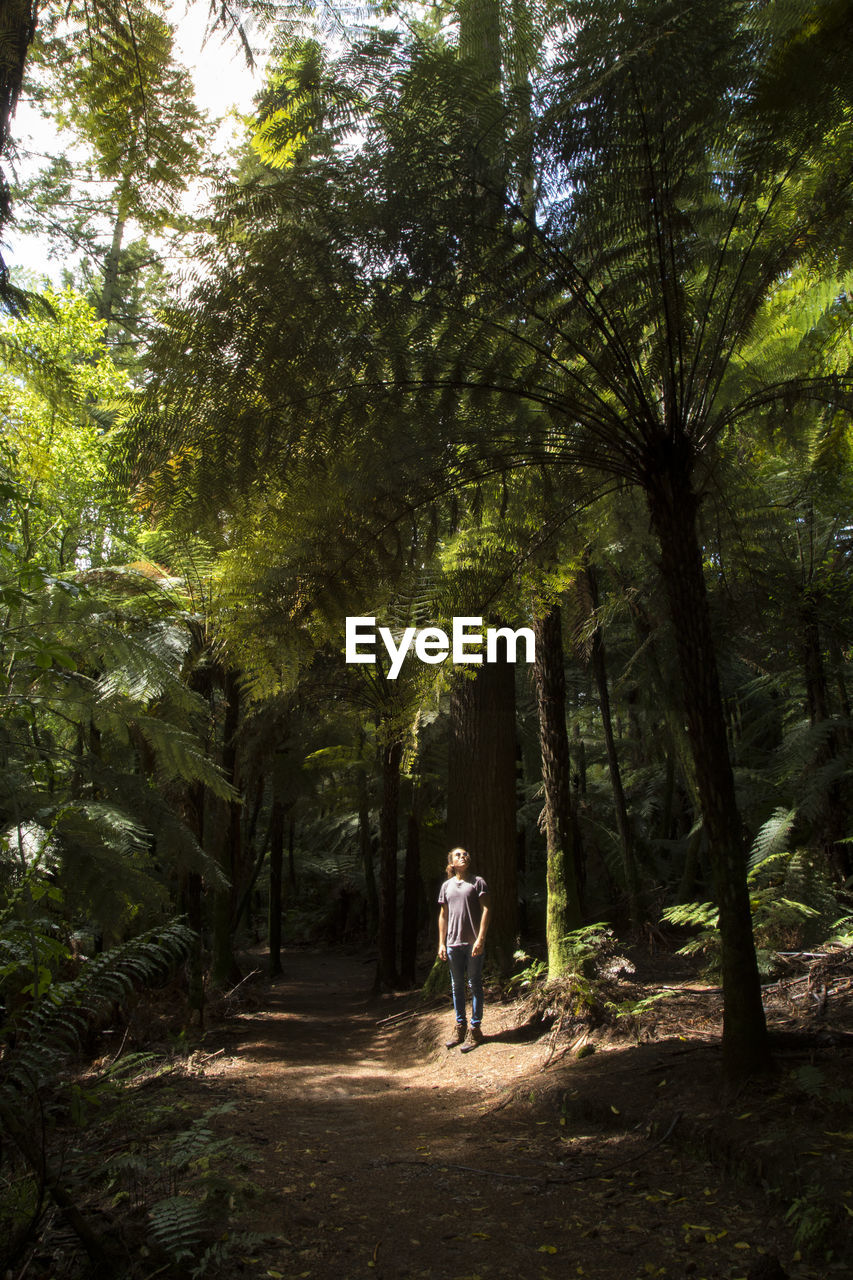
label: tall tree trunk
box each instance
[234,774,264,936]
[533,603,584,978]
[622,587,706,897]
[96,181,130,330]
[268,798,285,978]
[181,863,204,1025]
[573,719,586,797]
[180,777,204,1022]
[211,667,242,988]
[447,653,518,972]
[584,564,644,929]
[0,1,38,298]
[288,814,296,888]
[181,643,212,1020]
[644,444,770,1077]
[400,805,421,987]
[625,590,702,813]
[377,733,403,988]
[801,592,852,880]
[358,735,379,935]
[451,0,517,970]
[458,0,500,68]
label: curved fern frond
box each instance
[748,806,797,869]
[0,918,193,1091]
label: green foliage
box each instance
[35,3,207,218]
[0,285,133,566]
[0,839,71,1008]
[103,1099,258,1270]
[556,924,617,979]
[0,903,193,1269]
[827,915,853,947]
[605,991,673,1043]
[1,917,194,1085]
[148,1195,208,1264]
[509,925,626,1022]
[790,1062,853,1108]
[662,847,838,975]
[785,1186,833,1258]
[507,950,547,990]
[0,291,235,930]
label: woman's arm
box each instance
[472,898,490,956]
[438,902,448,961]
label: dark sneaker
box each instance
[445,1022,467,1049]
[461,1025,484,1053]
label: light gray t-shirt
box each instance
[438,875,489,946]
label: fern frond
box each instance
[1,919,193,1092]
[147,1196,207,1263]
[748,807,797,869]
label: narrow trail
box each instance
[193,950,812,1280]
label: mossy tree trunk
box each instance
[533,603,584,979]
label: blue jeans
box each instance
[447,944,484,1027]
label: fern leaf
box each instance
[748,807,797,869]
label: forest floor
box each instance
[153,944,853,1280]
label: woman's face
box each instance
[451,849,471,875]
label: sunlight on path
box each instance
[195,950,818,1280]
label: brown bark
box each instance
[96,182,129,330]
[288,814,296,888]
[268,798,285,978]
[533,603,584,977]
[179,778,205,1023]
[358,739,379,935]
[400,808,421,987]
[211,667,242,988]
[801,594,852,881]
[377,733,403,988]
[447,650,518,972]
[644,440,770,1077]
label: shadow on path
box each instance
[197,949,809,1280]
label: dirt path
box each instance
[189,950,832,1280]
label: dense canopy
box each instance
[2,0,853,1273]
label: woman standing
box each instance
[437,847,491,1050]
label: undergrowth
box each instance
[507,924,640,1036]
